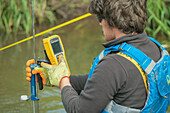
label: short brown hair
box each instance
[88,0,147,34]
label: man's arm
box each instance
[60,55,127,113]
[60,74,88,92]
[60,77,71,90]
[69,74,88,94]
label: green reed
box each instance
[146,0,170,40]
[0,0,169,40]
[0,0,57,34]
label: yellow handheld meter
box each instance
[43,35,70,73]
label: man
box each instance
[26,0,164,112]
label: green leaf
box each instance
[153,26,161,36]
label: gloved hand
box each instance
[26,59,51,86]
[26,55,70,88]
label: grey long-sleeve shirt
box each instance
[61,32,161,113]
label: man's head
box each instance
[88,0,147,34]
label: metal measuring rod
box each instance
[21,0,40,113]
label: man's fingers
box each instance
[42,63,53,69]
[32,67,46,85]
[39,73,46,85]
[26,77,31,82]
[32,69,40,74]
[58,55,65,63]
[26,60,47,85]
[26,73,32,77]
[26,59,35,67]
[41,62,50,66]
[26,67,31,73]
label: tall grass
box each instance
[0,0,169,41]
[0,0,57,34]
[146,0,170,40]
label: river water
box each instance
[0,16,104,113]
[0,16,169,113]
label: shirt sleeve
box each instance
[61,55,127,113]
[69,74,88,95]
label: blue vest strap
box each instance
[119,42,154,74]
[88,44,122,79]
[87,37,169,113]
[119,39,169,75]
[147,37,166,51]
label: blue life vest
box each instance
[88,37,170,113]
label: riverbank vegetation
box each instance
[0,0,169,42]
[146,0,169,42]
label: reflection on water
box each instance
[0,16,104,113]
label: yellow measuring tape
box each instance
[0,13,92,51]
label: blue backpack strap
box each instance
[119,42,156,75]
[147,37,166,51]
[99,44,122,60]
[148,37,169,56]
[88,44,122,79]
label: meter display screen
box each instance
[51,40,62,54]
